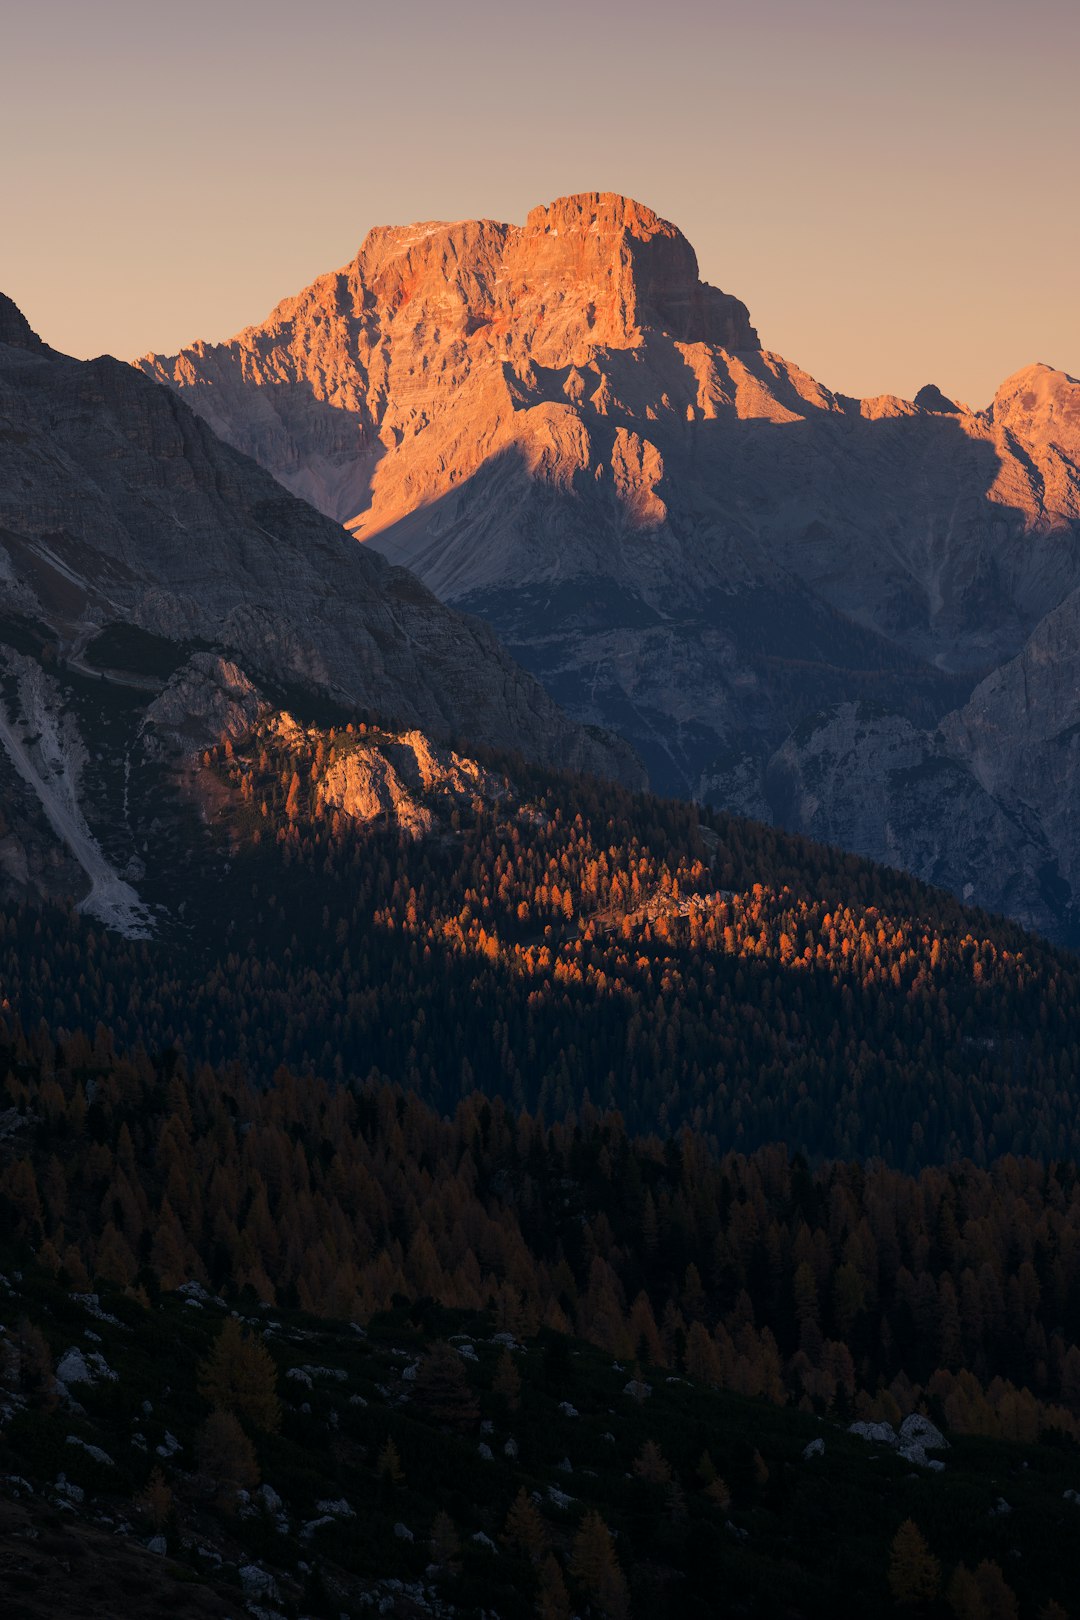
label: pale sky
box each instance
[4,0,1077,407]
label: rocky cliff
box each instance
[0,293,639,927]
[137,195,1080,939]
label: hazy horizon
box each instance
[4,0,1078,407]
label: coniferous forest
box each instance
[3,714,1080,1617]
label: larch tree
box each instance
[492,1347,522,1411]
[196,1316,281,1433]
[570,1509,629,1620]
[377,1436,405,1485]
[196,1409,260,1510]
[413,1340,480,1432]
[502,1487,550,1564]
[888,1520,941,1606]
[632,1439,673,1485]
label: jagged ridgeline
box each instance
[1,712,1078,1168]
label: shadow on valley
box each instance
[361,404,1044,800]
[143,371,388,530]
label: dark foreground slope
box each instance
[3,1047,1080,1619]
[3,698,1080,1615]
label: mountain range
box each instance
[138,192,1080,941]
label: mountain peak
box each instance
[0,293,47,354]
[329,193,758,357]
[510,192,758,352]
[914,383,960,415]
[991,361,1080,450]
[524,191,673,239]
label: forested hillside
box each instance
[3,1028,1080,1617]
[4,710,1080,1616]
[5,1033,1080,1436]
[2,716,1079,1165]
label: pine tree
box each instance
[285,770,302,821]
[632,1439,672,1484]
[430,1510,462,1574]
[503,1487,549,1563]
[947,1565,980,1620]
[570,1510,629,1620]
[413,1341,479,1431]
[134,1467,173,1532]
[196,1409,260,1509]
[970,1562,1019,1620]
[888,1520,941,1606]
[538,1553,572,1620]
[197,1316,281,1432]
[706,1474,732,1511]
[684,1320,722,1384]
[14,1317,56,1408]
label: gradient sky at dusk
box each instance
[5,0,1078,405]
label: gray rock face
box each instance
[55,1349,93,1386]
[134,198,1080,939]
[0,292,638,787]
[848,1420,898,1446]
[704,699,1068,941]
[144,655,267,749]
[897,1412,948,1466]
[0,291,642,925]
[848,1414,948,1467]
[943,590,1080,922]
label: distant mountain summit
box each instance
[137,192,758,540]
[913,383,959,414]
[138,195,1080,940]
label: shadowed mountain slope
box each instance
[0,291,634,781]
[0,292,639,928]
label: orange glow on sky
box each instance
[4,0,1078,406]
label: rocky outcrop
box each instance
[913,383,960,414]
[145,655,268,749]
[267,714,507,838]
[703,546,1080,943]
[0,293,48,353]
[848,1413,948,1468]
